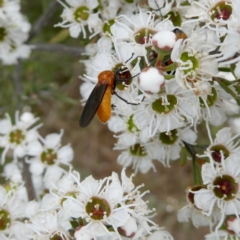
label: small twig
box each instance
[13,60,36,201]
[22,160,36,201]
[13,60,23,111]
[26,0,60,43]
[33,43,85,56]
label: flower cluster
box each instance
[0,111,74,194]
[178,127,240,238]
[0,111,170,239]
[1,0,240,239]
[56,0,240,174]
[0,0,31,64]
[27,169,172,240]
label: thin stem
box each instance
[159,62,177,72]
[26,0,60,43]
[13,60,23,111]
[13,60,36,201]
[183,141,202,185]
[22,160,36,201]
[33,43,85,56]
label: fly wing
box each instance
[79,83,108,127]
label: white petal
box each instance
[119,217,137,237]
[29,161,44,175]
[43,166,63,189]
[69,25,81,38]
[80,176,100,196]
[194,189,215,213]
[110,209,130,227]
[25,200,39,218]
[15,145,26,158]
[201,163,215,184]
[58,145,74,163]
[27,140,43,156]
[0,118,12,134]
[45,133,62,148]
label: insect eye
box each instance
[115,68,132,90]
[114,65,132,90]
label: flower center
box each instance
[134,28,157,45]
[159,129,178,145]
[0,0,3,7]
[41,149,57,165]
[113,64,132,90]
[130,143,147,156]
[9,129,25,145]
[210,2,232,21]
[127,115,139,133]
[0,209,11,230]
[103,19,115,35]
[213,175,238,200]
[60,191,79,206]
[164,11,182,27]
[210,144,230,163]
[199,87,217,108]
[74,6,89,22]
[125,0,134,3]
[85,196,111,220]
[180,52,199,77]
[50,233,67,240]
[152,95,177,114]
[0,27,7,42]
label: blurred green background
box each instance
[0,1,213,239]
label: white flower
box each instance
[147,229,174,240]
[200,84,239,126]
[148,0,175,16]
[150,126,197,167]
[65,174,131,238]
[0,0,20,18]
[27,130,74,174]
[133,79,198,136]
[203,127,240,164]
[60,169,157,239]
[0,11,31,64]
[218,14,240,64]
[194,155,240,230]
[0,186,30,239]
[185,0,234,27]
[177,185,220,228]
[27,211,71,240]
[114,141,157,174]
[27,130,74,190]
[0,112,41,163]
[111,9,174,64]
[0,44,32,65]
[55,0,100,38]
[171,38,218,95]
[3,162,22,183]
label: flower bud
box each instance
[118,217,138,237]
[138,67,165,94]
[226,216,240,235]
[152,30,176,51]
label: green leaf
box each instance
[49,29,69,43]
[180,146,187,166]
[214,77,240,105]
